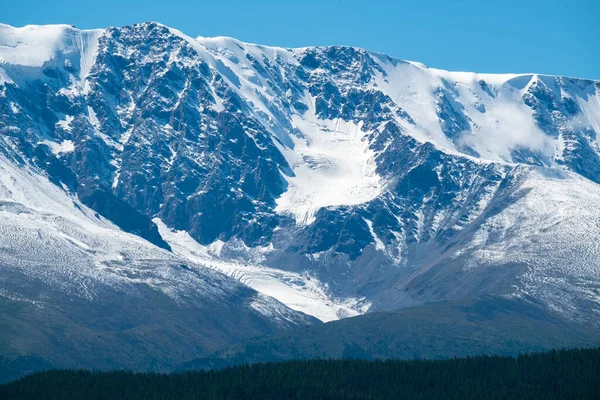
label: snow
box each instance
[3,22,585,228]
[371,57,456,149]
[88,105,120,149]
[87,105,99,127]
[0,23,71,67]
[429,68,525,86]
[0,67,13,84]
[40,139,75,155]
[364,219,385,252]
[577,88,600,147]
[56,115,74,132]
[0,149,200,299]
[77,29,103,91]
[0,150,315,331]
[0,23,103,88]
[58,231,92,251]
[454,167,600,318]
[275,112,383,225]
[454,90,554,163]
[371,56,558,164]
[155,218,370,322]
[0,151,308,327]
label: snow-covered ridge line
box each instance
[3,22,596,171]
[0,23,104,67]
[1,22,597,83]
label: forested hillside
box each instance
[2,348,599,399]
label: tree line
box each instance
[1,347,599,399]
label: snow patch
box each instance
[451,84,554,163]
[0,23,71,67]
[0,24,103,87]
[364,219,385,251]
[58,231,91,251]
[56,115,74,132]
[40,139,75,155]
[155,218,370,322]
[275,114,382,225]
[0,67,13,84]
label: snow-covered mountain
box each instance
[0,126,317,379]
[1,20,600,334]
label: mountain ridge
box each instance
[2,21,600,319]
[1,20,600,381]
[3,22,597,82]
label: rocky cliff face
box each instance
[2,22,600,325]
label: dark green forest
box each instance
[1,347,599,400]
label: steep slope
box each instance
[1,21,600,326]
[0,150,316,383]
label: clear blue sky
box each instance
[2,0,598,79]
